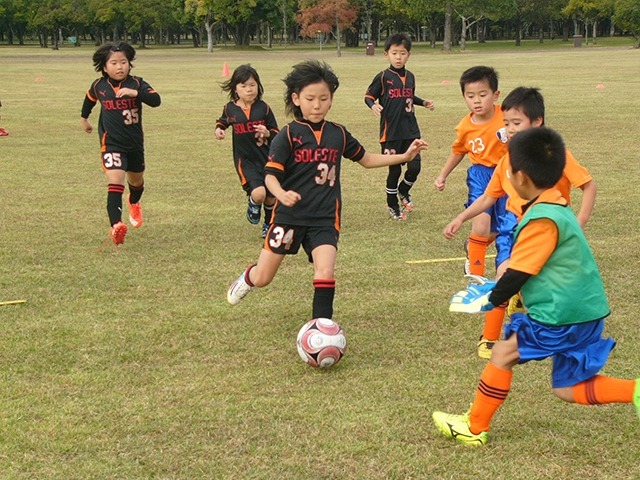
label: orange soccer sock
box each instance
[469,363,513,434]
[482,306,506,341]
[571,375,636,405]
[468,234,491,276]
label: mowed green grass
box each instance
[0,42,639,478]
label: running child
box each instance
[227,60,428,321]
[215,64,280,238]
[433,127,639,446]
[435,66,509,274]
[81,41,161,246]
[443,87,597,357]
[364,32,434,221]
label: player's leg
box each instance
[126,167,145,228]
[227,248,285,305]
[468,212,492,275]
[383,143,406,220]
[240,163,264,225]
[310,244,337,319]
[103,152,128,245]
[398,149,421,213]
[432,333,519,446]
[262,193,275,239]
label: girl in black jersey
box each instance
[215,65,279,238]
[227,60,428,325]
[81,42,161,247]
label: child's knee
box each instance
[553,386,575,403]
[251,187,267,204]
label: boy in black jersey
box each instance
[365,33,434,220]
[215,64,279,238]
[228,60,428,322]
[81,42,161,246]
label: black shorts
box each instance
[381,139,422,164]
[236,157,266,195]
[263,224,339,261]
[102,150,146,173]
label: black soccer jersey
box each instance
[216,100,279,168]
[265,119,366,229]
[364,66,423,143]
[81,75,161,152]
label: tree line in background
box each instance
[0,0,638,51]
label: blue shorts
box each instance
[465,164,503,233]
[494,210,518,267]
[505,313,616,388]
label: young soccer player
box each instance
[215,64,280,238]
[364,32,434,221]
[434,66,509,358]
[435,65,508,272]
[81,42,161,246]
[0,100,8,136]
[433,127,639,446]
[443,87,597,357]
[227,60,428,320]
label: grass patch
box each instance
[0,45,639,478]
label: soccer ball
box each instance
[296,318,347,368]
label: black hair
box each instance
[220,64,264,102]
[459,66,498,94]
[502,87,545,125]
[283,60,339,119]
[509,127,566,189]
[92,42,136,77]
[384,33,412,52]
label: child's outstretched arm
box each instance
[265,174,301,207]
[444,194,498,239]
[434,153,465,191]
[358,139,428,169]
[576,179,596,230]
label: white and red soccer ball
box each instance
[296,318,347,368]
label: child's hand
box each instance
[405,139,429,161]
[371,104,383,116]
[278,190,302,207]
[215,128,226,140]
[82,118,93,134]
[434,176,446,191]
[424,99,435,110]
[443,218,463,239]
[255,125,269,139]
[116,88,138,98]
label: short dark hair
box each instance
[459,66,498,94]
[502,87,545,125]
[92,42,136,77]
[220,64,264,102]
[384,33,412,52]
[283,60,339,119]
[509,127,566,189]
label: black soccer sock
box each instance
[128,182,144,204]
[263,203,274,224]
[386,164,402,207]
[107,184,125,226]
[312,279,335,319]
[398,178,414,196]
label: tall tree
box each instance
[297,0,359,56]
[613,0,640,47]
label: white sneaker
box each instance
[227,271,254,305]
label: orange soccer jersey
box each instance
[485,148,592,219]
[451,105,509,168]
[507,189,565,275]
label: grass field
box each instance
[0,40,639,478]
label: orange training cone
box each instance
[222,62,230,77]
